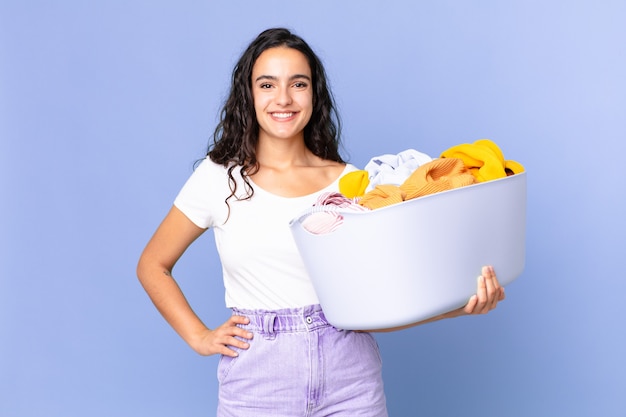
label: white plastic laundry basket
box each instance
[289,172,526,330]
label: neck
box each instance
[256,135,314,169]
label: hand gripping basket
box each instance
[289,172,526,330]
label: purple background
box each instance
[2,1,625,416]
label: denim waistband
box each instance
[231,304,335,334]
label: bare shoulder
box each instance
[310,158,346,176]
[306,152,345,169]
[302,158,346,185]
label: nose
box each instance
[275,86,293,106]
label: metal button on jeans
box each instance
[305,316,313,324]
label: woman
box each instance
[137,27,505,417]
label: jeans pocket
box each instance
[217,345,244,384]
[360,332,383,366]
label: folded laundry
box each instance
[440,139,524,182]
[338,170,370,199]
[359,158,476,210]
[356,184,406,210]
[301,192,370,234]
[335,139,520,212]
[364,149,433,192]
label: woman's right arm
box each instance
[136,206,252,357]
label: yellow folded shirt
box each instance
[440,139,524,182]
[339,170,370,199]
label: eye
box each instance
[293,81,309,88]
[259,83,273,89]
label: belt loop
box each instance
[262,313,277,340]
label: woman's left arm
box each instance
[366,266,505,333]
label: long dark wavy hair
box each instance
[207,27,345,210]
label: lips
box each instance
[270,112,297,119]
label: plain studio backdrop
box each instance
[1,1,625,416]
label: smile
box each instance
[271,112,296,119]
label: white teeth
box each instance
[272,112,294,118]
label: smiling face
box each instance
[251,47,313,144]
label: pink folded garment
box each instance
[301,192,370,234]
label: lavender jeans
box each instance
[216,304,388,417]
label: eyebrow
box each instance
[254,74,312,83]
